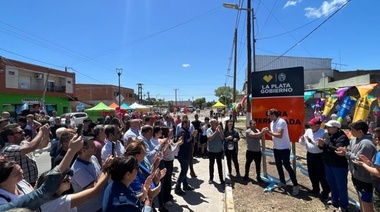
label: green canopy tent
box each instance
[85,102,115,121]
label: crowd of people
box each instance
[2,107,380,212]
[0,109,242,212]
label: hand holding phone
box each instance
[76,123,83,135]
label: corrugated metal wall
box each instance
[255,55,332,72]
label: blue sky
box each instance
[0,0,378,102]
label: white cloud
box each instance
[182,64,190,68]
[284,0,301,8]
[305,0,347,18]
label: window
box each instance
[47,81,55,91]
[74,113,87,118]
[8,71,15,75]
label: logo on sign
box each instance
[263,75,273,83]
[278,73,286,82]
[260,72,293,94]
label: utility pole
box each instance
[233,28,237,122]
[246,0,253,126]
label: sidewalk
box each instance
[166,157,225,212]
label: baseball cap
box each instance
[325,120,341,128]
[308,118,321,125]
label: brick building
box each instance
[75,84,134,106]
[0,56,75,117]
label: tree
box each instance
[205,100,215,108]
[214,86,238,105]
[194,98,206,109]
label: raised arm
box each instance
[20,124,50,155]
[0,134,84,211]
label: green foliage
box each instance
[214,86,239,105]
[194,98,206,109]
[205,101,215,107]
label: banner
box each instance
[356,83,378,98]
[251,67,304,142]
[322,97,337,118]
[304,91,316,102]
[353,95,376,122]
[337,96,357,123]
[337,86,352,100]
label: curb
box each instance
[224,155,235,212]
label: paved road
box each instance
[33,148,226,212]
[167,157,225,212]
[34,150,51,174]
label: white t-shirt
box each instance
[270,117,291,150]
[40,195,77,212]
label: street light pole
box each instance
[223,1,255,126]
[116,68,123,105]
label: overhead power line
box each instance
[258,0,351,71]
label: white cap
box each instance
[325,120,341,128]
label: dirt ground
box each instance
[231,123,359,212]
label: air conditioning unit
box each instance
[34,73,44,79]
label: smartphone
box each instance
[352,157,359,162]
[161,127,169,138]
[111,141,116,157]
[76,123,83,135]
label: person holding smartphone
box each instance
[101,125,125,161]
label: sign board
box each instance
[116,95,125,103]
[251,67,305,142]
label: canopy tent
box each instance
[121,103,134,110]
[85,102,115,112]
[130,102,149,112]
[85,102,115,121]
[109,102,119,109]
[212,101,226,108]
[130,102,149,109]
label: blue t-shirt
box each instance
[372,151,380,190]
[102,181,151,212]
